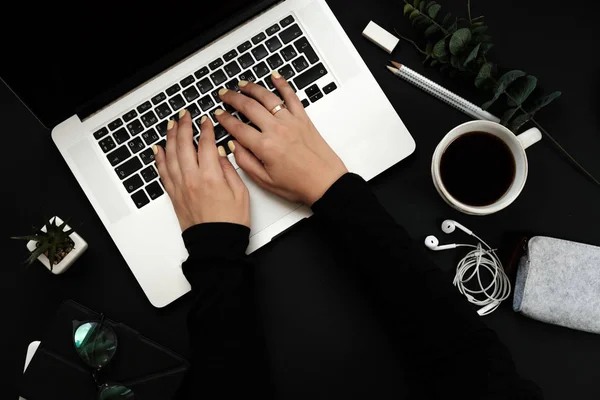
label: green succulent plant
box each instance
[12,217,75,270]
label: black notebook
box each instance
[20,300,189,399]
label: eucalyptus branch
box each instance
[467,0,473,24]
[394,29,428,55]
[402,0,448,35]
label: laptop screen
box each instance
[0,0,275,128]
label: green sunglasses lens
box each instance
[98,384,135,400]
[74,322,117,369]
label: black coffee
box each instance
[440,131,516,206]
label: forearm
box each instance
[312,174,541,398]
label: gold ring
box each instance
[270,102,287,115]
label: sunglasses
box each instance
[72,315,135,400]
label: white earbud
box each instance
[441,219,473,236]
[424,235,459,251]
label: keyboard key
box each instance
[168,94,186,111]
[155,103,171,119]
[253,62,270,78]
[305,84,320,98]
[211,87,223,104]
[294,37,319,64]
[265,77,276,90]
[238,53,255,69]
[237,40,252,53]
[137,101,152,114]
[251,44,268,61]
[145,181,164,200]
[188,103,201,119]
[126,119,144,136]
[223,49,238,62]
[141,165,158,182]
[294,62,327,90]
[140,111,158,128]
[252,32,267,44]
[256,80,266,88]
[180,75,195,87]
[301,98,310,108]
[183,86,200,102]
[280,15,295,27]
[139,147,155,164]
[209,58,224,70]
[115,157,142,180]
[323,82,337,95]
[194,66,209,79]
[107,145,131,166]
[310,91,324,103]
[266,23,281,36]
[108,118,123,131]
[131,189,150,209]
[281,45,298,61]
[214,124,228,141]
[239,70,256,83]
[151,92,167,105]
[99,136,116,153]
[156,120,169,136]
[224,61,242,77]
[196,78,214,94]
[225,79,240,92]
[127,136,146,153]
[292,56,309,73]
[141,128,159,145]
[265,37,282,53]
[166,84,180,96]
[122,110,137,122]
[93,127,109,140]
[210,70,227,86]
[267,54,283,70]
[124,174,144,193]
[279,24,302,44]
[198,95,215,111]
[278,65,295,80]
[113,128,130,144]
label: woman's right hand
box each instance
[214,72,347,206]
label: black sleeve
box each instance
[175,223,274,399]
[311,173,543,400]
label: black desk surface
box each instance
[6,0,600,398]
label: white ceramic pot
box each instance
[26,216,88,274]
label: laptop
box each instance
[1,0,415,307]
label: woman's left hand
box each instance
[153,109,250,231]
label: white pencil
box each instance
[387,61,500,123]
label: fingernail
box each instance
[217,146,226,157]
[215,109,225,116]
[152,145,158,155]
[272,70,281,79]
[167,119,175,130]
[218,88,228,96]
[238,80,248,88]
[178,109,187,118]
[200,115,207,124]
[227,140,235,152]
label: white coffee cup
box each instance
[431,120,542,215]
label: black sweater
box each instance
[175,173,542,399]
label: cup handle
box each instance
[516,127,542,150]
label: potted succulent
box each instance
[12,217,87,274]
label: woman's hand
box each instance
[215,72,347,205]
[153,110,250,231]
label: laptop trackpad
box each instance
[238,169,300,236]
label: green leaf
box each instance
[425,1,436,9]
[412,15,428,26]
[425,42,433,55]
[431,59,439,66]
[495,70,526,96]
[509,113,534,132]
[409,9,420,20]
[11,235,41,241]
[419,1,427,12]
[26,244,49,266]
[481,99,496,110]
[424,24,440,37]
[428,4,441,19]
[506,75,538,107]
[474,62,493,88]
[449,28,471,55]
[528,91,561,113]
[480,43,494,55]
[442,13,452,26]
[500,108,519,126]
[471,21,485,27]
[404,4,414,15]
[414,0,422,8]
[471,26,488,35]
[48,245,56,271]
[450,55,461,69]
[463,43,480,66]
[433,38,447,58]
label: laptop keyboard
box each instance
[92,15,338,210]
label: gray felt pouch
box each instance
[513,236,600,334]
